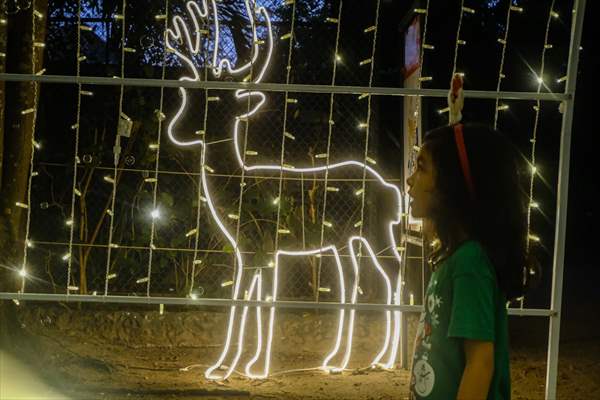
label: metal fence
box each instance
[0,0,587,398]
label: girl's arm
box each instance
[456,339,494,400]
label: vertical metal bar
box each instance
[545,1,586,399]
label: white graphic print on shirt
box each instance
[410,279,443,398]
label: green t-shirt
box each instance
[409,241,511,400]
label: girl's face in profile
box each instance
[407,146,437,219]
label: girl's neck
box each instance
[425,218,470,253]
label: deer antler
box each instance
[211,0,274,84]
[165,0,211,147]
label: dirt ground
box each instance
[5,302,599,400]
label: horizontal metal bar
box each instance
[38,161,405,183]
[0,73,570,101]
[26,240,404,260]
[0,292,554,316]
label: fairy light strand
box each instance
[493,0,517,129]
[451,0,467,77]
[245,1,296,378]
[104,0,128,296]
[521,0,557,308]
[64,0,84,295]
[315,0,344,305]
[242,0,298,378]
[19,0,42,292]
[188,4,212,298]
[352,0,400,370]
[144,0,171,297]
[271,0,297,286]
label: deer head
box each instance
[165,0,274,148]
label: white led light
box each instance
[150,209,160,219]
[166,0,405,380]
[186,228,198,237]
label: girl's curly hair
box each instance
[423,123,538,301]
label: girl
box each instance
[407,123,533,400]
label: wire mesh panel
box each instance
[0,0,586,394]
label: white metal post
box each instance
[545,1,586,399]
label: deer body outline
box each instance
[165,0,406,380]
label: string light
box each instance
[166,0,404,380]
[65,0,86,296]
[142,0,172,298]
[521,0,557,310]
[20,0,44,294]
[493,0,523,129]
[104,0,129,296]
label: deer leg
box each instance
[244,272,266,379]
[350,237,394,368]
[204,304,239,380]
[320,246,347,372]
[205,251,247,380]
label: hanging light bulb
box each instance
[150,208,160,219]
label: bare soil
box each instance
[8,302,599,400]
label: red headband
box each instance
[453,124,476,200]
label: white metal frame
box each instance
[0,0,586,397]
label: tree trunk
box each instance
[0,0,49,269]
[0,1,49,346]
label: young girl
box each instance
[407,123,532,400]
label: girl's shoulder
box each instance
[447,240,495,279]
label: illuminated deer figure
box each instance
[165,0,406,380]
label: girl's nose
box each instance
[406,174,414,188]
